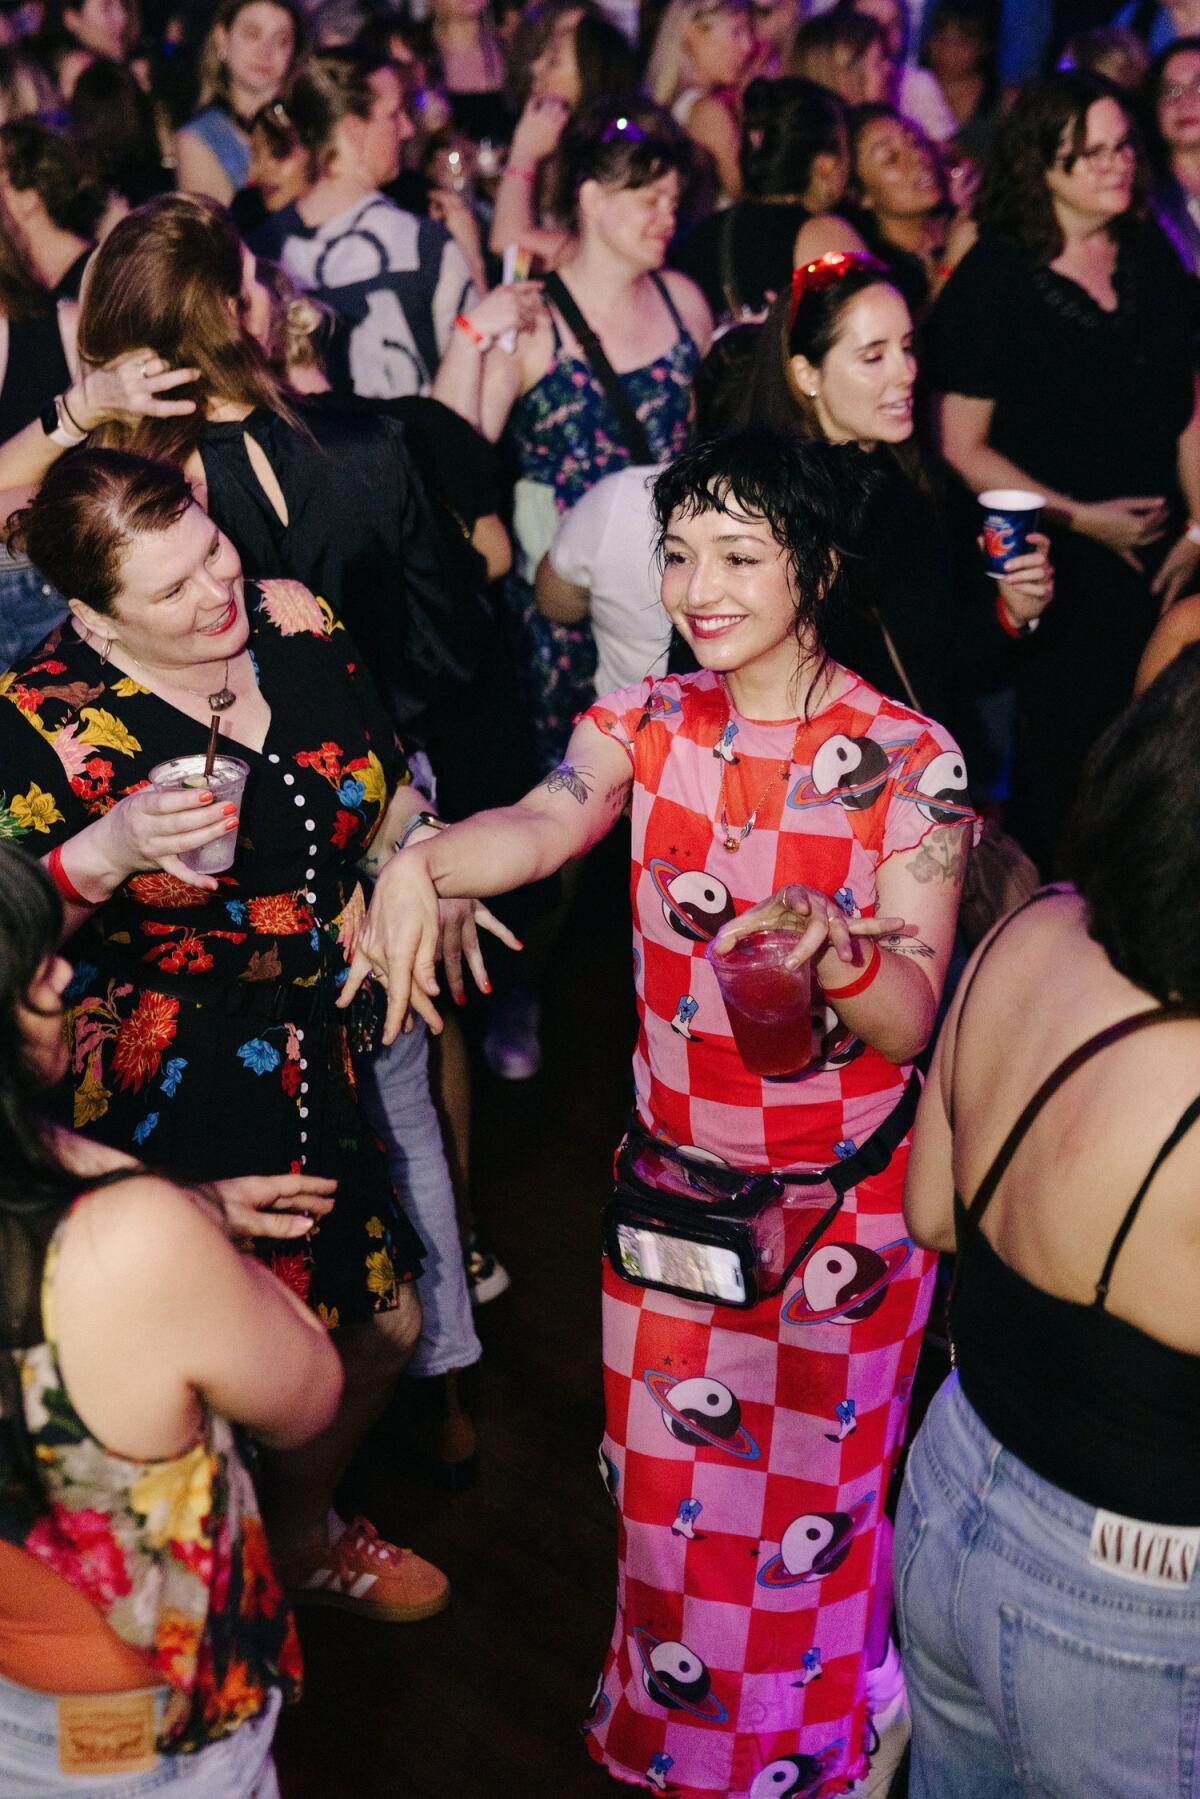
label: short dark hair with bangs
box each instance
[652,429,882,662]
[1065,641,1200,1007]
[553,98,691,229]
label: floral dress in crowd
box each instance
[0,581,423,1326]
[507,271,697,771]
[5,1215,299,1752]
[580,670,978,1799]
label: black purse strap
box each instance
[543,271,655,465]
[624,1069,921,1203]
[718,206,741,317]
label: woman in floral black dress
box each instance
[0,450,512,1620]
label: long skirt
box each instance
[585,1153,934,1799]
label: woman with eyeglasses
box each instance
[1144,35,1200,276]
[930,71,1200,873]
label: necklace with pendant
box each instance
[121,647,235,713]
[206,661,236,711]
[714,709,803,853]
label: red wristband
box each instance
[820,941,881,1001]
[454,312,489,350]
[46,843,97,908]
[995,592,1024,639]
[503,163,537,183]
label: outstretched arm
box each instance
[338,715,633,1041]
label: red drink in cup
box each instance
[707,930,813,1077]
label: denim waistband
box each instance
[0,1674,280,1796]
[925,1374,1195,1546]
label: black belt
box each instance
[93,957,327,1027]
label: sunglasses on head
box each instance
[789,251,889,323]
[600,115,647,144]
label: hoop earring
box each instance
[100,637,111,665]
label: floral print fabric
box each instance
[0,582,423,1324]
[506,276,697,770]
[10,1224,300,1753]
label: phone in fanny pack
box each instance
[605,1133,842,1309]
[611,1220,752,1305]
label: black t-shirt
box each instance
[673,200,809,318]
[824,449,1018,726]
[447,88,512,146]
[839,203,931,319]
[198,400,470,741]
[927,222,1195,504]
[51,247,90,304]
[0,310,69,443]
[384,395,501,528]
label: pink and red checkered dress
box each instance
[580,670,974,1798]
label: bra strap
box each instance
[947,887,1061,1130]
[961,1009,1195,1242]
[1093,1091,1200,1307]
[650,268,687,339]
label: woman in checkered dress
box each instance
[343,432,976,1798]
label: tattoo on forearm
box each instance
[544,762,593,804]
[910,826,969,886]
[877,934,935,959]
[604,780,630,813]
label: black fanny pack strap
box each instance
[543,272,655,465]
[824,1069,922,1193]
[627,1068,921,1199]
[718,206,740,317]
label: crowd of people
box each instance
[0,0,1196,1795]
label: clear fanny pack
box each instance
[605,1074,921,1310]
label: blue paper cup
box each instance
[978,489,1045,579]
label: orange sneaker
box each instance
[281,1517,450,1623]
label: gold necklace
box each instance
[714,707,804,853]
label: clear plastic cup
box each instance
[706,929,813,1077]
[148,753,249,875]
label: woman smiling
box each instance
[337,430,976,1795]
[0,449,515,1625]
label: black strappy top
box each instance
[950,891,1200,1523]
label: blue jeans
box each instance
[0,1678,280,1797]
[895,1374,1200,1798]
[0,556,66,671]
[356,1018,481,1378]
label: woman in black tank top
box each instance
[893,644,1200,1799]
